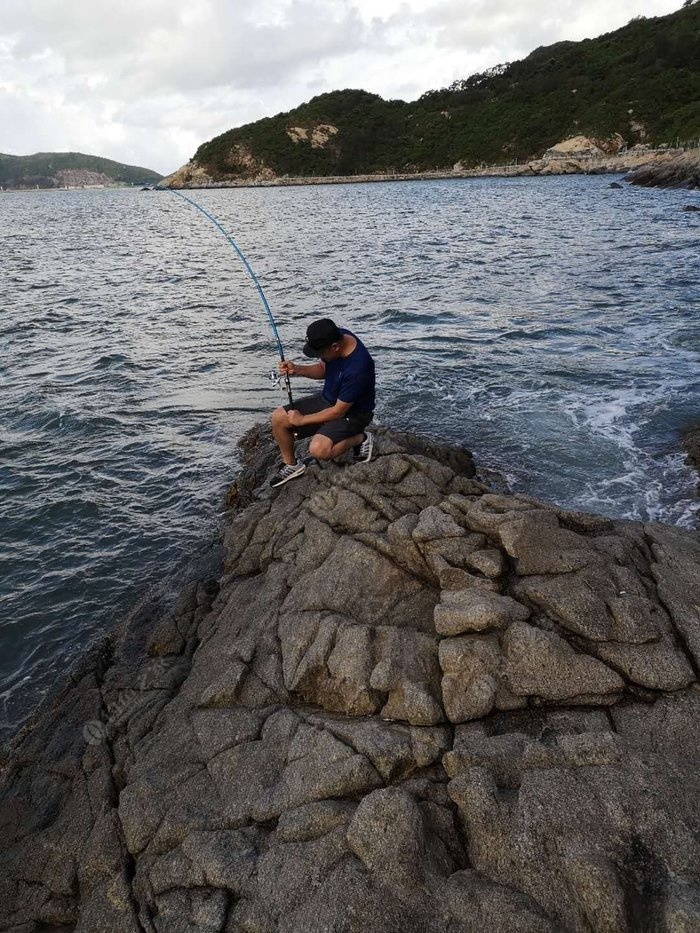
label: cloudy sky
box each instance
[0,0,683,174]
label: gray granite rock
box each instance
[1,424,698,932]
[502,621,625,702]
[434,589,530,636]
[438,634,502,721]
[465,547,505,578]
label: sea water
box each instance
[1,176,699,736]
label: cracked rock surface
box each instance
[1,425,699,932]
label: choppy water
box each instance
[1,177,699,736]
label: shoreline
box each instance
[162,165,628,190]
[5,148,697,193]
[162,147,700,190]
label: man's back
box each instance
[322,328,375,414]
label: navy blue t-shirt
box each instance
[322,329,375,414]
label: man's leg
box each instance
[309,432,363,461]
[271,406,297,465]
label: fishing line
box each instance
[161,187,294,407]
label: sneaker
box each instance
[353,432,374,464]
[270,461,306,488]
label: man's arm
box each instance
[279,361,325,379]
[288,399,352,428]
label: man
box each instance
[269,318,375,488]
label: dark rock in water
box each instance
[683,424,700,477]
[609,181,623,189]
[1,425,700,932]
[682,204,700,212]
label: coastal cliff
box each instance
[1,426,700,932]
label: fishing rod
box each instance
[159,186,294,407]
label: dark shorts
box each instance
[285,394,373,444]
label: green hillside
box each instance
[193,0,700,178]
[0,152,163,190]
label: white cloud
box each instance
[0,0,685,174]
[417,0,681,57]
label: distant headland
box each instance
[0,152,163,191]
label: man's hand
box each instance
[287,409,305,427]
[278,360,326,380]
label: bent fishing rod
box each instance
[160,186,294,408]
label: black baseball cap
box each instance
[303,318,342,358]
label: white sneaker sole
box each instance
[355,434,374,463]
[270,464,306,488]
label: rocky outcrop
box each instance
[625,149,700,190]
[542,136,605,160]
[164,162,215,188]
[1,426,700,932]
[542,135,628,161]
[286,124,339,149]
[163,145,276,189]
[464,146,700,182]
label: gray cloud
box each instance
[4,0,378,93]
[0,0,684,173]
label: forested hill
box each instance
[0,152,163,190]
[190,0,699,180]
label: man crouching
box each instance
[269,318,375,488]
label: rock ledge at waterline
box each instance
[2,425,700,932]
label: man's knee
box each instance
[271,406,287,426]
[309,435,333,459]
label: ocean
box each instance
[1,176,699,736]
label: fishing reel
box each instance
[267,368,295,409]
